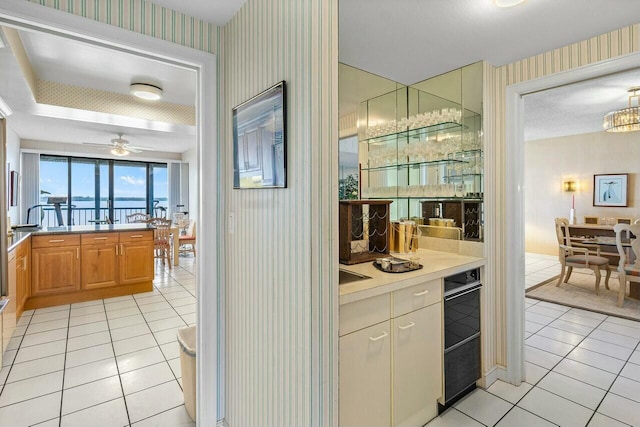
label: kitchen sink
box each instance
[339,269,371,285]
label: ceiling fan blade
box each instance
[81,142,109,148]
[126,145,154,151]
[126,147,143,153]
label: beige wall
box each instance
[489,24,640,369]
[525,131,640,255]
[5,122,20,224]
[219,0,337,426]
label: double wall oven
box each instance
[440,268,482,410]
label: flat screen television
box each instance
[232,81,286,189]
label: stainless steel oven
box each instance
[441,268,481,410]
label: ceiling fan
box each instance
[82,133,152,157]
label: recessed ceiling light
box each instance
[130,83,163,101]
[494,0,526,7]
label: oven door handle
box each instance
[444,282,482,301]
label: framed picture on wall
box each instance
[9,170,18,206]
[593,173,628,207]
[232,81,287,189]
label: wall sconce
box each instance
[563,181,577,192]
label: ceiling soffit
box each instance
[36,80,195,126]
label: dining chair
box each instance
[179,220,196,257]
[613,223,640,307]
[150,217,173,267]
[126,212,150,223]
[555,218,610,294]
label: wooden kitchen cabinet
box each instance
[4,248,17,355]
[392,303,442,427]
[24,227,154,311]
[119,231,154,285]
[14,238,31,317]
[81,233,119,289]
[32,245,81,296]
[339,320,391,427]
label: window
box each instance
[38,155,170,226]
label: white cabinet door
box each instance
[392,303,442,427]
[339,321,391,427]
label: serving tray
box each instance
[373,259,423,273]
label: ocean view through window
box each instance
[38,155,168,226]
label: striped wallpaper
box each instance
[218,1,337,426]
[487,24,640,368]
[27,0,216,53]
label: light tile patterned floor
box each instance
[0,257,197,427]
[428,298,640,427]
[525,252,562,289]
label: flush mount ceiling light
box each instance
[130,83,163,101]
[603,87,640,132]
[493,0,526,7]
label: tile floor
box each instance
[0,257,197,427]
[525,252,562,289]
[428,298,640,427]
[3,251,637,427]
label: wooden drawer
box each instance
[32,234,80,249]
[392,279,441,317]
[81,233,119,245]
[340,293,391,336]
[119,230,153,242]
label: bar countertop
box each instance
[7,224,154,252]
[339,248,484,305]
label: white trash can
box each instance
[177,326,196,421]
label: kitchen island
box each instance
[338,249,484,427]
[7,224,155,314]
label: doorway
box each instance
[0,2,218,425]
[504,51,640,386]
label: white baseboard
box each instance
[478,365,507,389]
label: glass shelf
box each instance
[361,121,462,144]
[356,63,484,241]
[367,196,483,202]
[362,158,467,172]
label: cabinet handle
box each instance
[22,257,26,271]
[76,248,80,259]
[413,289,429,296]
[129,235,143,238]
[93,237,108,240]
[398,322,415,330]
[120,244,124,255]
[48,239,64,243]
[369,331,388,342]
[115,245,119,256]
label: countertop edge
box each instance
[7,233,30,252]
[339,252,485,305]
[8,224,155,251]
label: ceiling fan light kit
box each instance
[603,86,640,132]
[130,83,163,101]
[111,146,129,157]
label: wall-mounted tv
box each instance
[233,81,286,189]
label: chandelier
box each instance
[603,87,640,132]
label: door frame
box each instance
[0,1,219,424]
[504,51,640,384]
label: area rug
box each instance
[526,272,640,321]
